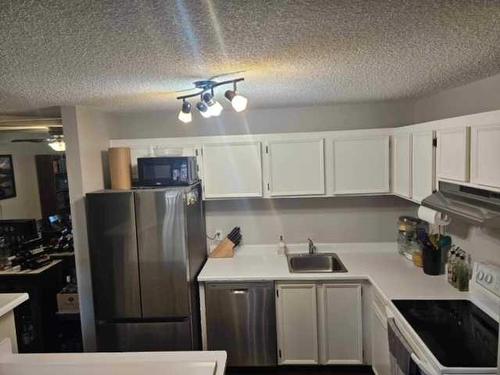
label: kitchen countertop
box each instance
[0,339,226,375]
[0,260,62,276]
[0,294,29,318]
[198,242,468,301]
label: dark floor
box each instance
[226,365,374,375]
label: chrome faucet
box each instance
[308,238,317,254]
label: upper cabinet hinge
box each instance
[432,138,437,147]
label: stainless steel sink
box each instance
[287,253,348,273]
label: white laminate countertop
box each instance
[0,339,226,375]
[198,242,468,301]
[0,260,62,275]
[0,294,28,318]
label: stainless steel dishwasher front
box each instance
[205,282,277,366]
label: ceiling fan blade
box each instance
[11,139,46,143]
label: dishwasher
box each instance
[205,282,277,366]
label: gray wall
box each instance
[413,72,500,123]
[63,106,114,351]
[205,196,417,245]
[110,99,415,139]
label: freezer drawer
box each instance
[96,320,193,352]
[206,282,277,366]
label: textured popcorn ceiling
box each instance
[1,0,500,114]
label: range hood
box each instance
[422,181,500,228]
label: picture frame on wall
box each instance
[0,155,16,200]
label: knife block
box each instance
[209,238,235,258]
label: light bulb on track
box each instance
[202,92,223,117]
[196,101,211,118]
[225,90,248,112]
[178,100,192,123]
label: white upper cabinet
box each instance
[437,127,470,182]
[267,139,325,196]
[332,135,390,194]
[392,132,412,199]
[276,283,319,365]
[412,130,435,203]
[202,142,263,199]
[317,283,363,364]
[470,123,500,189]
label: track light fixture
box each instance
[177,100,192,123]
[176,78,246,123]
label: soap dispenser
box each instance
[277,235,288,255]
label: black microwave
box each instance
[137,157,199,186]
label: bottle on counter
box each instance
[277,235,288,255]
[456,254,470,292]
[467,254,473,280]
[446,248,456,284]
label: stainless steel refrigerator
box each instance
[85,183,206,352]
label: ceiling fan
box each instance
[11,127,65,152]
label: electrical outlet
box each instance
[215,230,223,240]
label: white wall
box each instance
[63,106,113,351]
[0,140,59,220]
[414,72,500,123]
[206,196,417,245]
[110,99,415,139]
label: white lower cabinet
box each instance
[276,283,319,364]
[276,282,363,365]
[371,300,390,375]
[318,283,363,364]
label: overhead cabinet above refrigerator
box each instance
[86,183,207,352]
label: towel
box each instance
[387,318,421,375]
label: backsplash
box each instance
[447,221,500,264]
[205,195,416,246]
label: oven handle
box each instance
[411,353,437,375]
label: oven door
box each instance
[386,308,441,375]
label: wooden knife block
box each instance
[209,238,235,258]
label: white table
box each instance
[0,294,29,353]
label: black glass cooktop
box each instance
[392,299,498,368]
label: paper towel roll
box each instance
[417,206,451,226]
[109,147,132,189]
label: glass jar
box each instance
[397,216,421,260]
